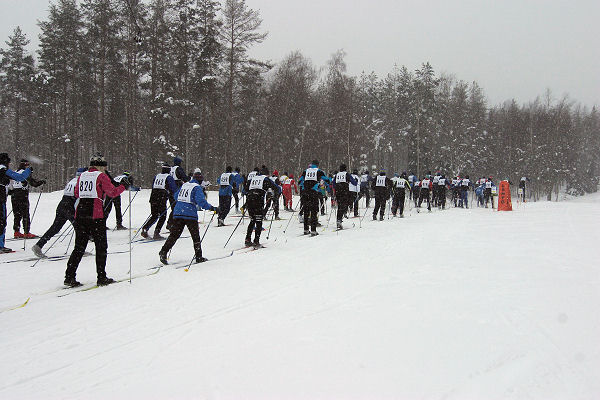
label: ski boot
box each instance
[24,233,38,239]
[159,251,168,265]
[310,231,319,237]
[336,220,343,230]
[217,218,225,227]
[116,225,128,231]
[97,276,116,286]
[153,232,165,240]
[195,256,208,263]
[140,229,149,239]
[64,276,82,288]
[14,231,23,239]
[245,237,253,247]
[379,216,384,221]
[32,244,46,258]
[372,215,377,221]
[0,247,14,254]
[303,229,310,235]
[274,215,282,221]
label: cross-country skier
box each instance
[243,166,280,247]
[32,167,86,258]
[431,172,441,207]
[167,156,189,230]
[371,171,392,220]
[484,176,494,208]
[519,176,528,202]
[64,154,130,287]
[298,160,330,236]
[9,159,45,238]
[141,163,178,239]
[104,171,133,230]
[332,164,358,230]
[418,175,432,212]
[217,166,234,226]
[359,170,372,208]
[0,153,31,253]
[391,172,410,217]
[282,173,298,211]
[264,169,282,220]
[348,169,361,216]
[437,175,449,209]
[459,175,472,208]
[158,178,217,265]
[231,167,244,212]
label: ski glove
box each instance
[211,206,218,213]
[119,176,131,189]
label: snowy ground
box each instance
[1,189,599,400]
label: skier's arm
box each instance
[166,175,178,194]
[98,173,126,198]
[193,186,214,211]
[348,173,358,186]
[5,167,32,182]
[176,166,189,182]
[28,176,46,187]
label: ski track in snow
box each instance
[1,190,599,399]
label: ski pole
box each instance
[324,196,336,231]
[223,209,245,248]
[64,226,75,255]
[114,190,139,231]
[266,205,276,240]
[359,201,370,228]
[24,189,43,250]
[128,188,132,282]
[59,224,75,242]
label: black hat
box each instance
[260,165,269,175]
[339,164,347,171]
[90,153,107,167]
[0,153,10,165]
[311,159,319,166]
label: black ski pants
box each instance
[37,198,74,248]
[336,191,350,222]
[11,192,31,233]
[359,187,370,208]
[302,190,320,232]
[246,194,265,243]
[438,188,447,209]
[65,218,109,280]
[233,190,240,209]
[219,195,232,220]
[484,188,493,208]
[160,218,202,260]
[373,192,388,219]
[264,193,280,217]
[142,200,168,234]
[104,195,123,225]
[418,188,431,210]
[391,190,406,216]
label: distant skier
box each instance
[32,168,86,258]
[437,174,449,209]
[391,172,410,217]
[332,164,358,229]
[10,159,45,238]
[141,163,178,240]
[167,156,189,230]
[158,179,217,265]
[359,170,372,208]
[231,167,244,213]
[418,175,432,212]
[243,166,280,247]
[103,171,133,230]
[519,176,528,202]
[298,160,330,236]
[282,173,298,211]
[217,166,234,226]
[64,154,130,287]
[459,175,472,208]
[0,153,32,253]
[484,177,494,208]
[371,171,392,220]
[264,169,282,220]
[349,169,361,216]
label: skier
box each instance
[332,164,358,229]
[348,169,361,216]
[418,175,432,212]
[32,167,86,258]
[0,153,31,253]
[391,172,410,217]
[103,171,133,230]
[484,177,494,208]
[243,166,280,247]
[413,178,421,207]
[158,178,218,265]
[264,169,282,220]
[282,173,298,211]
[359,170,372,208]
[10,159,45,238]
[437,175,449,209]
[167,156,189,230]
[475,182,485,207]
[519,176,528,202]
[141,163,178,239]
[459,175,472,208]
[64,154,130,287]
[371,171,392,220]
[451,176,461,207]
[217,166,234,226]
[298,160,330,236]
[431,172,441,207]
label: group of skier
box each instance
[1,149,530,289]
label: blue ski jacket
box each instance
[173,183,214,221]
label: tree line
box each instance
[1,0,598,200]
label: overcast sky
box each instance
[1,0,598,107]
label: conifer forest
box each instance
[1,0,598,199]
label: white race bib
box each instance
[305,168,318,181]
[396,179,405,188]
[220,173,231,186]
[335,172,347,183]
[153,173,168,189]
[63,177,78,197]
[170,166,180,180]
[433,176,440,184]
[361,174,368,183]
[438,178,446,186]
[376,175,387,187]
[421,179,430,189]
[249,175,266,190]
[78,171,101,199]
[462,179,470,186]
[177,182,198,203]
[485,181,492,189]
[284,178,293,186]
[247,171,258,180]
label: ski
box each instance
[179,251,235,271]
[57,269,161,297]
[0,297,30,314]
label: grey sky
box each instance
[2,0,599,107]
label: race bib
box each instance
[153,173,168,189]
[63,177,78,196]
[396,179,405,188]
[78,171,101,199]
[170,166,180,180]
[247,171,257,180]
[376,175,387,187]
[249,176,266,190]
[220,173,231,186]
[491,187,497,194]
[305,168,318,181]
[177,182,198,203]
[361,174,368,183]
[421,179,430,189]
[438,179,446,186]
[462,179,470,186]
[335,172,347,183]
[485,181,492,189]
[284,178,293,186]
[518,188,523,195]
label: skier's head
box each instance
[401,171,407,178]
[466,175,470,179]
[173,156,182,166]
[161,162,170,173]
[394,173,399,177]
[235,167,240,173]
[365,170,369,175]
[379,171,386,176]
[353,169,358,175]
[311,159,319,167]
[339,164,347,172]
[0,152,10,165]
[226,165,232,173]
[193,168,202,180]
[260,165,269,175]
[90,153,107,168]
[273,170,279,176]
[76,167,87,176]
[19,159,30,169]
[283,171,288,176]
[253,166,260,173]
[436,171,441,176]
[289,173,294,179]
[488,176,492,180]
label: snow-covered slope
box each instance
[1,190,599,399]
